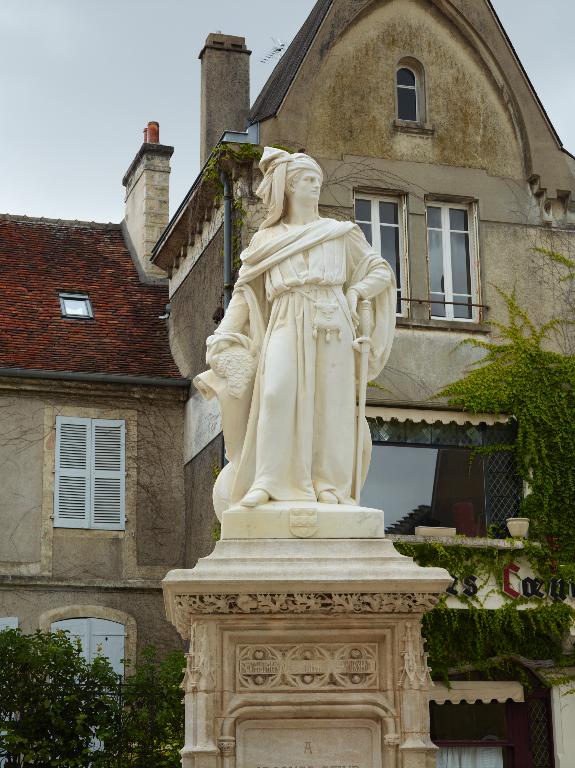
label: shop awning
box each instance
[431,681,524,704]
[366,407,509,426]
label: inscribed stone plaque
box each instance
[236,719,381,768]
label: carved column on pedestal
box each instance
[180,620,218,766]
[398,621,437,768]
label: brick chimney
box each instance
[122,121,174,279]
[199,33,251,165]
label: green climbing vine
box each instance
[422,599,573,682]
[398,250,575,679]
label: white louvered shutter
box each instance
[90,420,125,530]
[54,417,91,528]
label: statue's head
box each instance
[256,147,323,229]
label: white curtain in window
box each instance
[437,747,503,768]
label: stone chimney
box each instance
[199,33,251,165]
[122,121,174,279]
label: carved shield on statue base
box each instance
[289,508,318,538]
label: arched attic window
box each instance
[396,59,426,125]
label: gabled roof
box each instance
[0,215,182,381]
[249,0,333,124]
[248,0,570,159]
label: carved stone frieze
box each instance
[236,642,378,690]
[174,591,439,627]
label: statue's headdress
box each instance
[256,147,323,229]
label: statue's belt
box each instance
[271,284,356,340]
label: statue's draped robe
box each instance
[194,218,396,512]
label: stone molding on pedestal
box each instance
[171,591,440,636]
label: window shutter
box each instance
[51,618,125,675]
[90,420,125,530]
[51,618,90,661]
[89,618,125,675]
[54,417,91,528]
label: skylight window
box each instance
[59,293,93,319]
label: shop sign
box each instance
[446,562,574,602]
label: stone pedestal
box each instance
[163,509,451,768]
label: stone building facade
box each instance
[152,0,575,764]
[0,126,189,671]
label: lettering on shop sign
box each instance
[445,563,575,601]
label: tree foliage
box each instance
[0,630,185,767]
[0,629,119,766]
[99,647,185,768]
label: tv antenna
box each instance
[260,37,286,63]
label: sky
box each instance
[0,0,573,223]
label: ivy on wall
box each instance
[422,601,573,682]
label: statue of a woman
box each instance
[194,148,396,517]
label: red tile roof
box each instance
[0,215,182,380]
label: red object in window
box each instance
[453,501,480,537]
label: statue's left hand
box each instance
[346,288,359,327]
[352,336,372,352]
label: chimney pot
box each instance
[143,127,149,142]
[147,121,160,144]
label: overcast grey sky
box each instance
[0,1,572,223]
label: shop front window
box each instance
[432,701,508,767]
[430,690,554,768]
[361,419,522,536]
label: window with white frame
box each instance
[355,195,406,315]
[426,203,479,321]
[54,417,125,530]
[51,618,125,675]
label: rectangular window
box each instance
[361,418,521,536]
[426,203,479,321]
[59,293,93,319]
[54,417,125,530]
[355,195,407,315]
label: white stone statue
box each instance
[194,148,396,518]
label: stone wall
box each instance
[0,376,186,660]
